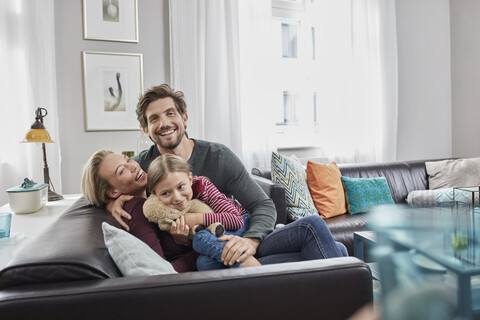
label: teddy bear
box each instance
[143,195,225,239]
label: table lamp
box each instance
[21,107,63,201]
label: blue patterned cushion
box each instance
[341,176,394,214]
[271,152,318,220]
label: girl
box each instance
[146,154,261,269]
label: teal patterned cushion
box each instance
[341,176,394,214]
[271,152,318,220]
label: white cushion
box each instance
[425,158,480,190]
[102,222,177,276]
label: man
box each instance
[109,84,277,266]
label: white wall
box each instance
[395,0,452,161]
[450,0,480,158]
[54,0,170,194]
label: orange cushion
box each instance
[306,161,346,219]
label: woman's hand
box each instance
[170,215,190,244]
[218,235,260,266]
[105,195,134,231]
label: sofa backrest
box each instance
[0,198,122,288]
[338,160,431,203]
[252,159,450,204]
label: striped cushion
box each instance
[271,152,318,220]
[406,188,475,206]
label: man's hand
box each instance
[218,235,260,266]
[170,216,190,244]
[105,195,134,231]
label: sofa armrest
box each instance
[0,257,372,320]
[251,174,287,225]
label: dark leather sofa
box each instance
[0,197,373,320]
[252,159,444,255]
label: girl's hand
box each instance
[170,215,190,244]
[183,212,204,228]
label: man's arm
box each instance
[105,195,134,231]
[216,149,276,265]
[222,151,276,240]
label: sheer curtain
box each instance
[0,0,61,205]
[350,0,398,162]
[169,0,276,170]
[318,0,397,163]
[169,0,397,169]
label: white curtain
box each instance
[350,0,398,162]
[0,0,61,205]
[169,0,276,170]
[169,0,397,169]
[317,0,398,163]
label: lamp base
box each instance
[48,189,63,202]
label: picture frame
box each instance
[82,51,144,131]
[82,0,139,43]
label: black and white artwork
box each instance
[82,51,143,131]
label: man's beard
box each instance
[155,126,185,150]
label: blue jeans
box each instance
[193,214,347,271]
[193,214,250,271]
[256,215,347,265]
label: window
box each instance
[271,0,353,149]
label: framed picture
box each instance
[82,51,144,131]
[82,0,139,43]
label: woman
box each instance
[82,150,198,272]
[81,150,347,272]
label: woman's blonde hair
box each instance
[81,149,115,207]
[148,154,191,195]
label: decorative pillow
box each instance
[102,222,177,276]
[341,176,394,214]
[406,188,475,207]
[271,152,318,220]
[306,161,346,219]
[425,158,480,190]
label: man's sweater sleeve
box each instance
[221,150,276,240]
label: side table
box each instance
[354,231,380,280]
[0,194,81,270]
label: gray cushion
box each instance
[426,158,480,190]
[102,222,177,276]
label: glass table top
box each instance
[369,203,480,274]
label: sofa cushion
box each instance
[341,176,394,214]
[102,222,177,276]
[406,187,474,207]
[0,198,122,288]
[306,161,346,219]
[271,152,318,221]
[425,158,480,190]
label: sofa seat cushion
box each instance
[0,198,122,288]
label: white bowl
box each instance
[6,183,48,214]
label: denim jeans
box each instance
[193,214,347,271]
[256,215,348,265]
[193,214,250,271]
